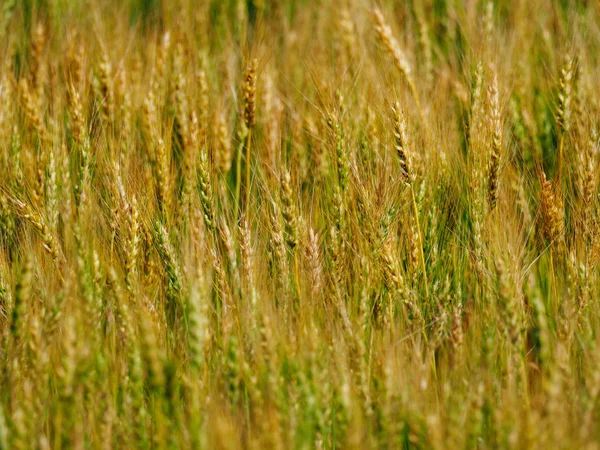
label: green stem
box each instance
[54,408,62,450]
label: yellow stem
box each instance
[549,249,558,317]
[293,251,300,302]
[234,134,245,224]
[245,128,253,214]
[558,134,564,184]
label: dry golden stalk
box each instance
[539,171,563,244]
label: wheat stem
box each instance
[245,128,252,215]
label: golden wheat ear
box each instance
[486,72,502,212]
[392,101,411,185]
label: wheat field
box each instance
[0,0,599,448]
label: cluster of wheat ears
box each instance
[1,0,600,448]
